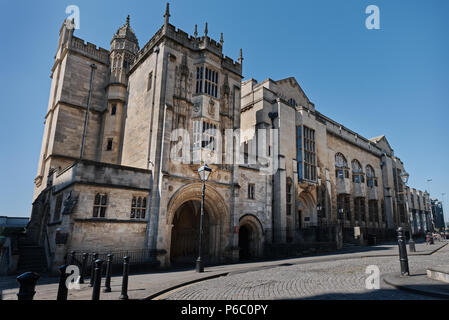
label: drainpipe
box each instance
[268,109,278,243]
[80,64,97,160]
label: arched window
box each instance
[335,153,349,179]
[366,165,378,187]
[352,160,364,184]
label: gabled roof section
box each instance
[369,135,394,156]
[277,77,311,102]
[275,77,315,111]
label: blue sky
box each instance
[0,0,448,222]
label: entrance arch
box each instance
[166,183,230,266]
[238,214,264,260]
[170,200,210,265]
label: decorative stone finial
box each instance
[194,24,198,38]
[239,48,243,64]
[205,22,208,37]
[220,33,224,46]
[126,15,130,26]
[164,3,170,26]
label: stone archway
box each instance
[298,192,317,227]
[239,214,264,260]
[166,183,230,267]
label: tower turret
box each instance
[101,16,139,164]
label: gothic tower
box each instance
[99,16,139,164]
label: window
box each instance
[354,198,366,222]
[106,139,113,151]
[93,193,108,218]
[196,66,218,98]
[303,126,316,181]
[123,60,128,69]
[53,194,63,222]
[369,200,379,223]
[193,120,217,151]
[337,194,351,221]
[147,72,153,91]
[288,98,297,107]
[111,104,117,116]
[131,196,147,219]
[366,165,377,188]
[352,160,364,184]
[296,126,303,180]
[202,121,217,150]
[286,179,292,216]
[335,153,349,179]
[248,184,255,200]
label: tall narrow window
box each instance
[296,126,303,181]
[303,126,316,181]
[195,66,218,98]
[147,72,153,91]
[202,120,217,150]
[131,196,147,219]
[53,194,63,222]
[106,139,113,151]
[248,184,255,200]
[93,193,108,218]
[354,198,366,222]
[193,120,201,150]
[196,66,204,94]
[111,104,117,116]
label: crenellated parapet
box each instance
[69,36,110,65]
[131,23,242,76]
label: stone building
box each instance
[406,188,432,235]
[25,5,428,273]
[430,199,445,231]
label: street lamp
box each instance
[196,163,212,273]
[399,171,416,252]
[317,204,322,225]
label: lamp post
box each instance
[317,204,323,225]
[400,171,415,252]
[196,163,212,273]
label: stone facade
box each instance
[27,5,432,272]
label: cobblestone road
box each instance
[164,244,449,300]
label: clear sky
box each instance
[0,0,448,222]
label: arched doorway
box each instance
[238,226,250,260]
[170,200,210,266]
[239,215,264,261]
[166,183,230,267]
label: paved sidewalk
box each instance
[1,241,446,300]
[384,273,449,299]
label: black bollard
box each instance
[57,265,69,301]
[91,259,104,300]
[79,253,88,284]
[103,254,113,293]
[16,272,40,300]
[89,253,98,287]
[70,251,76,265]
[119,256,130,300]
[397,227,410,276]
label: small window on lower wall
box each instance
[131,196,147,219]
[93,193,108,218]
